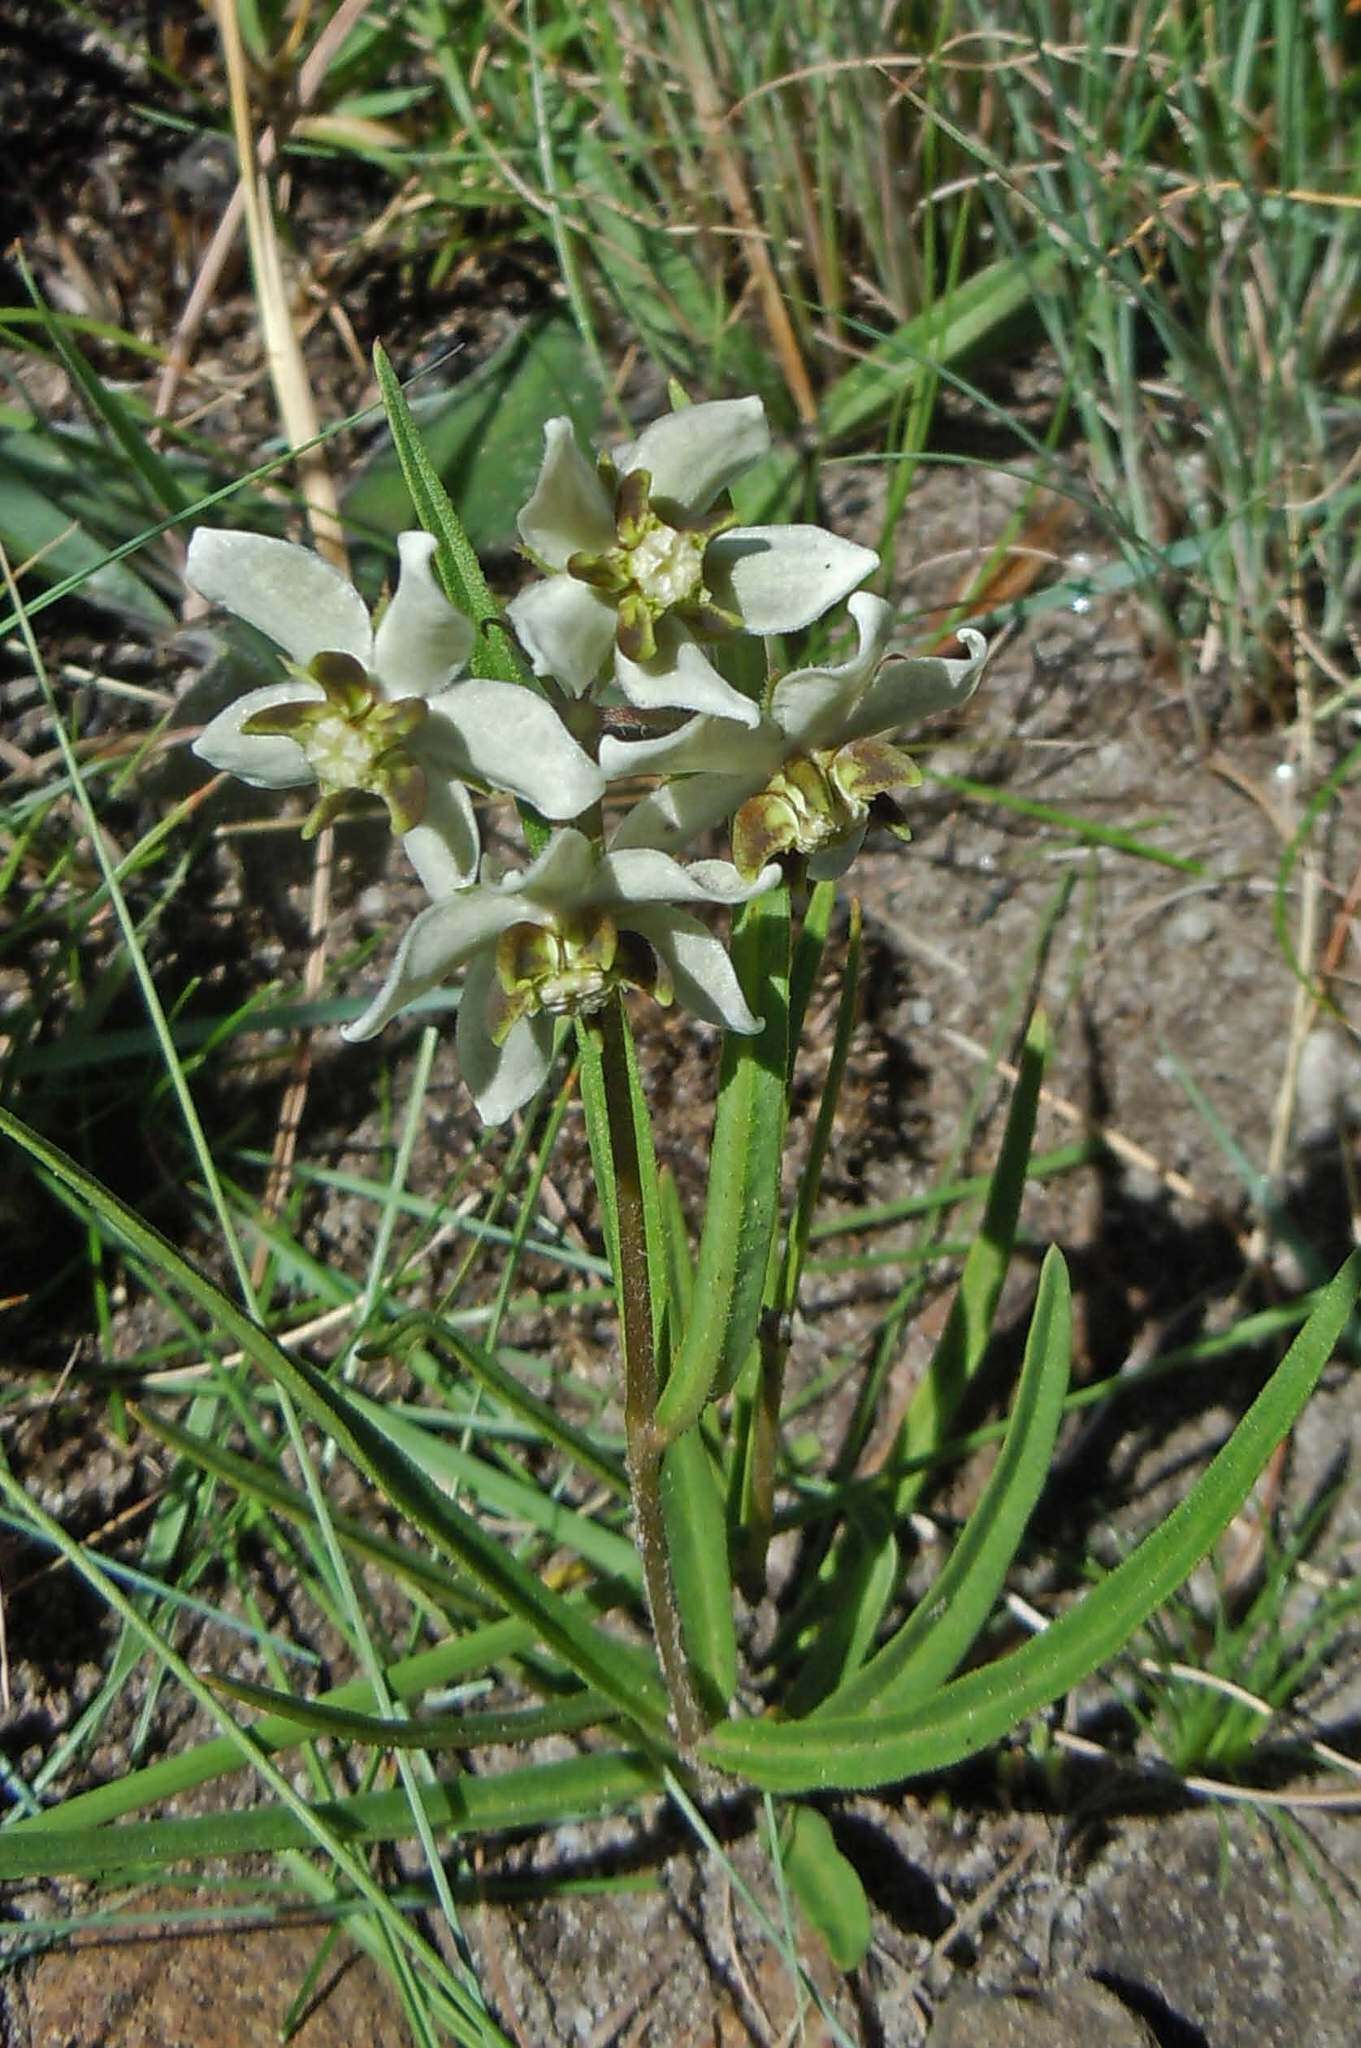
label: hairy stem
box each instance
[598,999,707,1754]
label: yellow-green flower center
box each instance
[566,466,740,664]
[487,911,671,1043]
[731,739,923,879]
[241,650,430,839]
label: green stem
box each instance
[597,999,707,1754]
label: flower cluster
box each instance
[189,397,985,1121]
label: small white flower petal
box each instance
[627,906,763,1034]
[623,396,770,515]
[420,682,604,821]
[371,532,475,699]
[516,417,614,566]
[401,776,480,898]
[192,680,325,788]
[707,526,878,635]
[342,889,524,1043]
[508,575,618,696]
[457,951,555,1125]
[599,712,776,784]
[769,592,896,747]
[597,845,776,908]
[186,529,373,669]
[615,624,762,727]
[514,827,601,911]
[845,626,987,743]
[608,775,759,857]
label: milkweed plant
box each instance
[6,360,1355,1974]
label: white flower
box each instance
[603,594,986,879]
[342,827,778,1124]
[188,529,605,897]
[506,398,878,729]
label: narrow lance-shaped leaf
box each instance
[813,1246,1072,1719]
[891,1008,1049,1514]
[703,1248,1361,1790]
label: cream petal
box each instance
[626,906,763,1033]
[614,624,762,727]
[844,627,987,742]
[623,396,769,515]
[508,575,617,696]
[401,776,480,898]
[596,845,774,908]
[372,532,475,698]
[420,683,604,820]
[599,712,777,783]
[768,592,896,746]
[186,529,373,668]
[457,951,555,1124]
[607,776,757,858]
[516,417,614,566]
[192,680,325,788]
[341,888,523,1043]
[515,827,600,911]
[707,526,878,635]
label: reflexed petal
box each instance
[608,774,759,857]
[627,907,762,1033]
[597,845,776,908]
[515,826,600,911]
[341,889,525,1042]
[420,682,605,820]
[372,532,475,698]
[516,418,614,566]
[401,775,480,897]
[768,592,896,747]
[707,526,878,635]
[457,950,555,1124]
[508,574,617,696]
[615,623,762,726]
[622,397,769,516]
[845,626,987,743]
[193,680,324,787]
[599,712,777,783]
[186,529,372,668]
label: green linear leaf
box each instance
[0,1751,662,1881]
[892,1008,1048,1514]
[815,1246,1071,1718]
[210,1673,617,1750]
[704,1248,1361,1790]
[661,1425,737,1716]
[781,1805,872,1971]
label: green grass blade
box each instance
[704,1248,1361,1790]
[376,1315,628,1497]
[815,1247,1071,1718]
[0,1106,670,1739]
